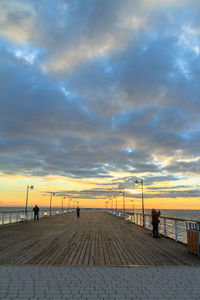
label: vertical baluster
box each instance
[2,213,4,225]
[164,218,167,237]
[175,220,178,242]
[149,216,151,229]
[16,212,18,222]
[143,215,146,228]
[140,214,141,226]
[137,214,138,225]
[9,213,12,224]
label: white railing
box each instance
[0,208,72,226]
[107,210,199,244]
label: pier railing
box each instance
[107,210,199,244]
[0,208,74,225]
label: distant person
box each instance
[33,205,39,221]
[151,209,161,238]
[76,206,80,218]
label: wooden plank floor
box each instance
[0,212,200,266]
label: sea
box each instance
[0,207,200,220]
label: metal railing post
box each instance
[175,220,178,242]
[164,219,167,237]
[9,213,12,224]
[137,214,138,225]
[16,212,18,222]
[140,214,141,226]
[149,216,151,228]
[143,215,146,228]
[2,213,4,225]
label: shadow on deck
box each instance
[0,212,199,266]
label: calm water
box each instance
[1,207,200,221]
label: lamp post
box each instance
[49,192,55,216]
[110,197,113,211]
[25,185,34,217]
[120,190,125,215]
[135,179,144,226]
[62,196,65,211]
[68,198,72,212]
[115,195,117,211]
[131,199,134,215]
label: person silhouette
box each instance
[33,205,40,221]
[76,206,80,218]
[151,209,161,238]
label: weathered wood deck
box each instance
[0,212,200,266]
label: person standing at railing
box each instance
[76,206,80,218]
[151,209,161,238]
[33,205,40,221]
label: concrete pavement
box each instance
[0,266,200,299]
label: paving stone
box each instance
[1,266,200,299]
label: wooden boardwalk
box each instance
[0,212,200,266]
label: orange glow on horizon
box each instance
[0,173,200,209]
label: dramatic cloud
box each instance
[0,0,200,201]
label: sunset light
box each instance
[0,0,200,210]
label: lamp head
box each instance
[135,180,139,185]
[30,185,34,189]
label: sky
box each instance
[0,0,200,209]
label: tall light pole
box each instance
[49,192,55,216]
[110,197,113,211]
[25,185,34,217]
[113,195,116,212]
[68,198,72,212]
[120,190,125,215]
[131,199,134,215]
[135,179,144,226]
[62,196,65,211]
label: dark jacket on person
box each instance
[151,210,160,225]
[33,205,39,214]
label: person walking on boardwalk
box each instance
[33,205,39,221]
[151,209,161,238]
[76,206,80,218]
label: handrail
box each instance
[107,210,197,244]
[0,208,72,226]
[115,210,200,223]
[0,208,66,214]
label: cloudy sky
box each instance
[0,0,200,208]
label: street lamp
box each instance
[110,197,113,211]
[68,198,72,212]
[25,185,34,217]
[62,196,65,211]
[120,190,125,215]
[49,192,55,216]
[135,179,144,225]
[131,199,134,215]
